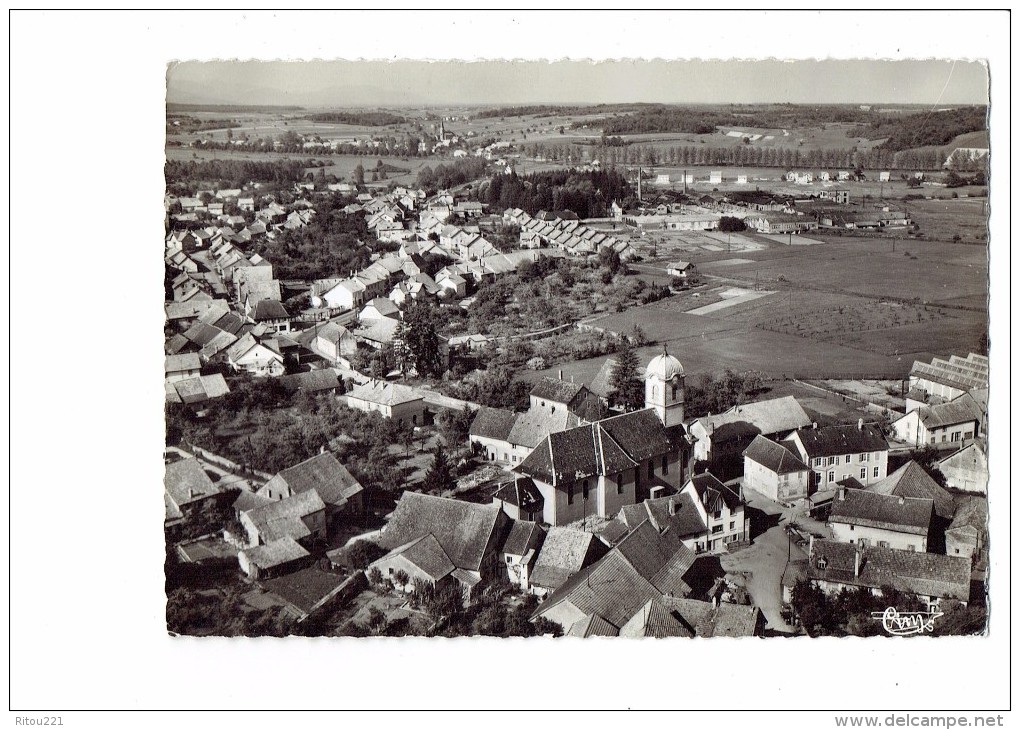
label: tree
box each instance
[437,405,476,449]
[719,216,747,232]
[354,163,365,187]
[422,443,455,494]
[609,338,644,412]
[402,299,444,377]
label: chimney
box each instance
[712,594,719,608]
[812,422,818,430]
[188,488,194,499]
[838,487,846,501]
[898,496,905,505]
[558,369,563,381]
[857,418,864,431]
[854,549,862,577]
[668,498,677,516]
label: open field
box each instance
[904,196,989,243]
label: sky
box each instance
[167,59,989,108]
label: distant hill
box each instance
[167,103,304,114]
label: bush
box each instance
[340,540,388,570]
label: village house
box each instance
[257,451,364,532]
[164,457,225,525]
[313,321,358,364]
[742,434,812,506]
[828,487,935,552]
[744,212,818,234]
[891,391,983,448]
[528,377,605,422]
[165,373,231,406]
[249,299,292,334]
[529,527,610,598]
[938,441,988,494]
[531,521,698,633]
[278,369,342,397]
[344,380,426,427]
[491,474,545,522]
[783,420,889,490]
[359,296,400,324]
[165,353,202,383]
[500,520,546,592]
[944,497,987,563]
[666,260,699,282]
[689,395,812,475]
[806,537,971,605]
[225,332,285,377]
[679,472,749,552]
[614,490,709,553]
[867,460,956,523]
[373,492,513,602]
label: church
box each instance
[514,349,691,526]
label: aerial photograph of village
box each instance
[163,58,991,640]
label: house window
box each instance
[662,456,668,475]
[828,471,834,483]
[858,538,869,548]
[941,433,947,443]
[816,557,828,570]
[963,431,973,440]
[729,521,735,530]
[567,483,574,505]
[712,525,723,534]
[873,466,879,478]
[860,468,867,480]
[859,453,866,462]
[951,431,961,442]
[506,556,512,564]
[845,455,851,464]
[908,545,916,552]
[388,568,394,574]
[849,525,855,531]
[713,511,722,520]
[879,541,890,548]
[828,456,837,466]
[815,457,824,467]
[616,475,624,495]
[930,436,936,444]
[955,548,960,555]
[865,453,871,462]
[582,480,590,501]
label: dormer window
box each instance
[816,557,828,570]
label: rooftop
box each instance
[787,422,889,459]
[868,461,955,521]
[530,527,608,592]
[743,434,809,474]
[696,395,811,439]
[828,488,933,535]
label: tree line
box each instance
[305,111,406,126]
[165,158,310,188]
[477,168,632,219]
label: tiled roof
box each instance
[828,489,933,535]
[687,472,743,513]
[259,566,345,615]
[469,406,517,441]
[619,598,693,638]
[661,597,762,637]
[242,536,310,570]
[382,534,456,582]
[164,458,220,516]
[567,614,620,637]
[788,423,889,459]
[380,492,507,572]
[696,396,811,439]
[530,377,587,405]
[252,299,289,321]
[491,475,544,514]
[517,409,684,485]
[246,489,325,543]
[868,461,955,520]
[947,496,987,535]
[531,527,608,591]
[168,374,231,404]
[918,392,984,430]
[743,434,809,474]
[506,409,581,449]
[165,353,201,374]
[279,369,341,394]
[347,380,422,407]
[587,358,618,400]
[263,452,363,507]
[502,520,544,557]
[807,539,970,602]
[363,297,400,318]
[630,492,708,540]
[353,317,399,344]
[535,521,696,628]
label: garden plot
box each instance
[700,257,755,267]
[760,234,824,246]
[702,231,766,251]
[688,286,775,316]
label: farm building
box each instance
[938,441,988,495]
[906,352,988,409]
[345,380,425,426]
